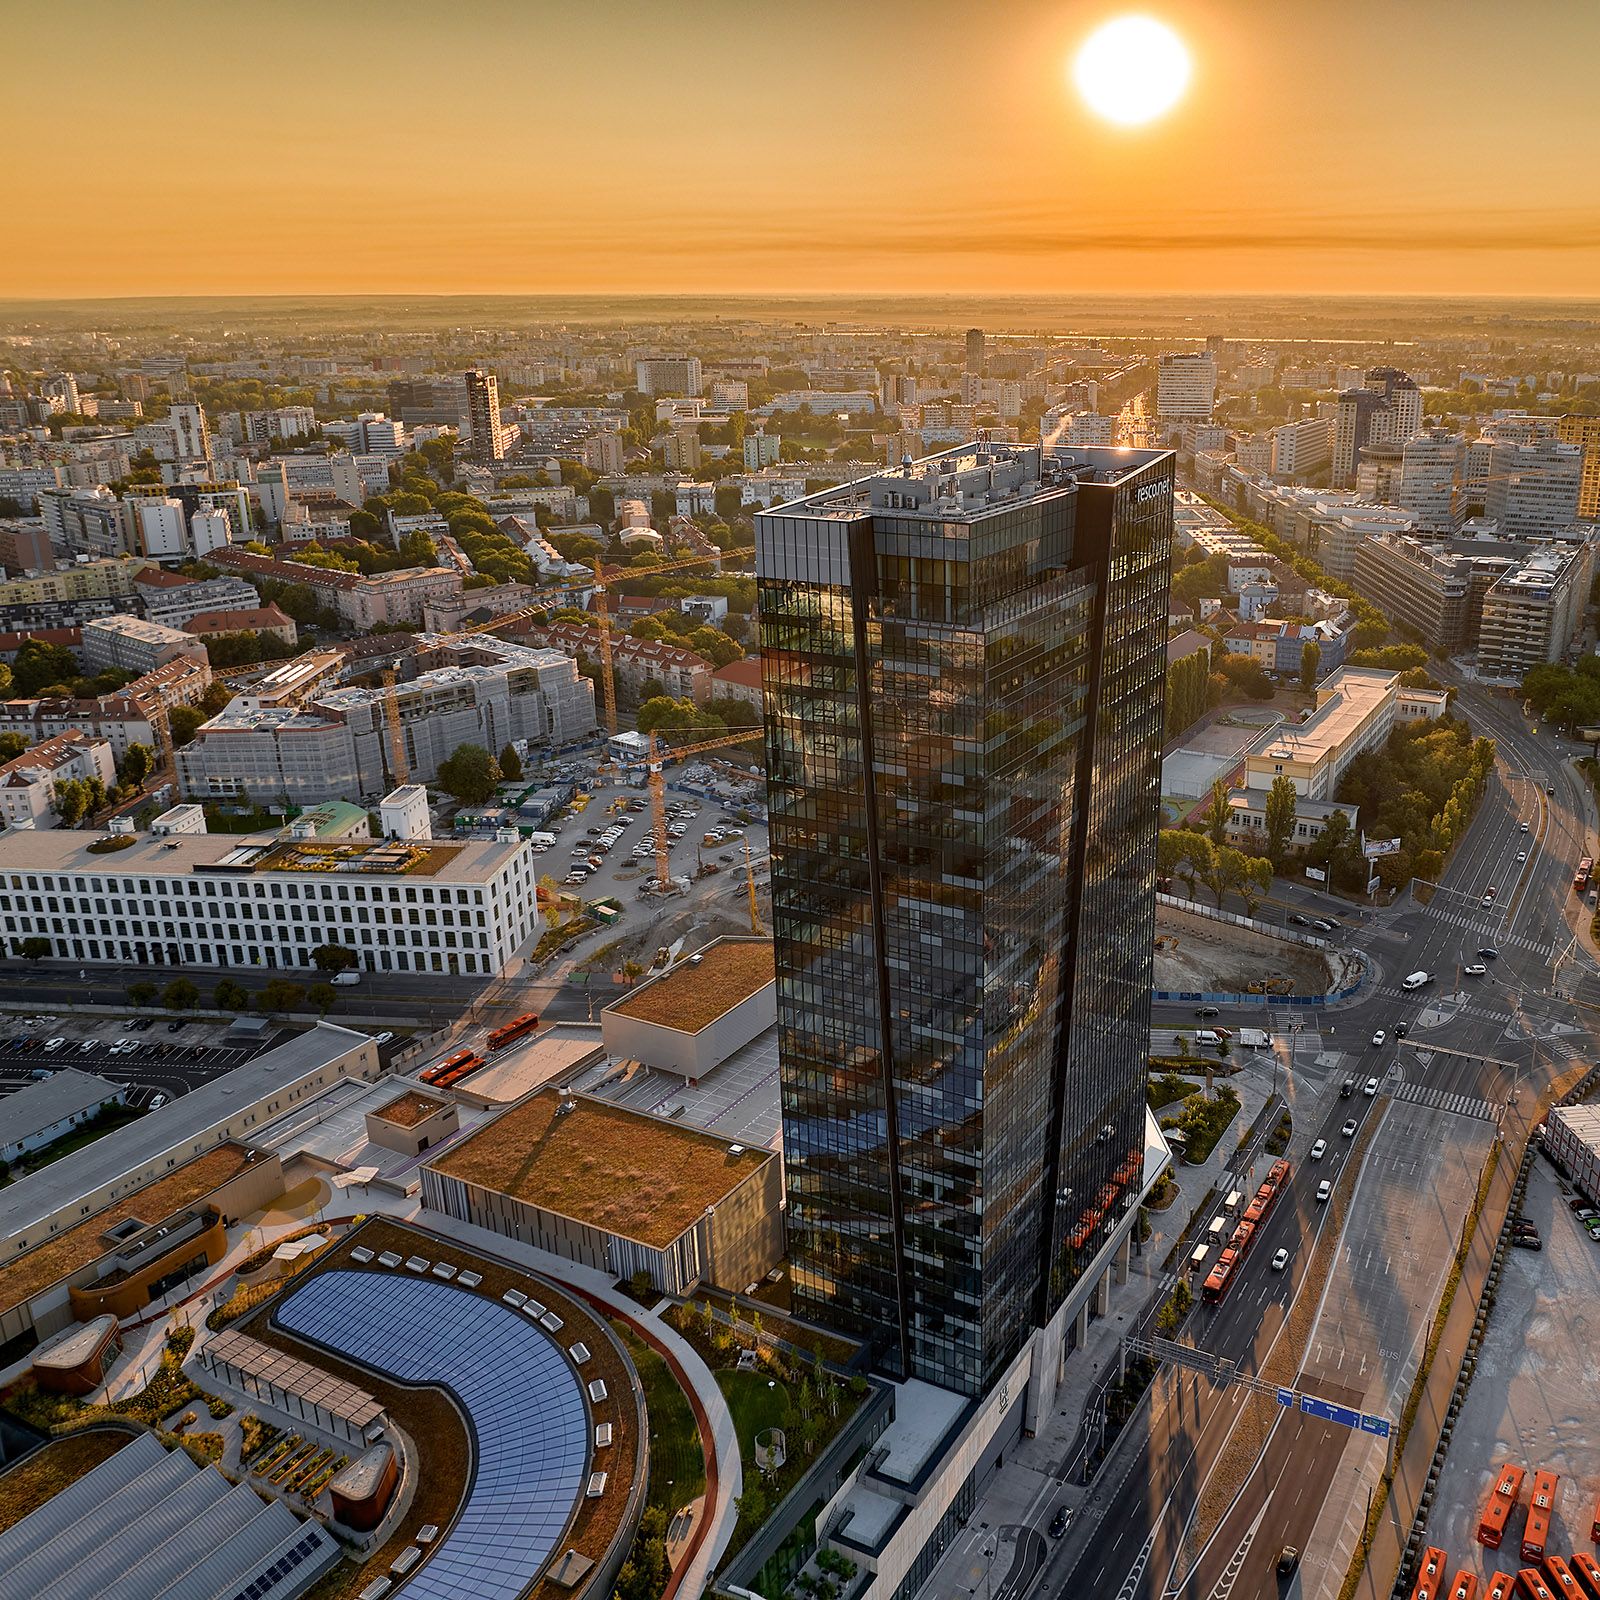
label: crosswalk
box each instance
[1426,905,1549,954]
[1390,1078,1501,1123]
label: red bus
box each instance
[1487,1574,1517,1600]
[1576,858,1593,894]
[1480,1463,1528,1549]
[1544,1556,1581,1600]
[1449,1572,1480,1600]
[434,1052,485,1088]
[1521,1572,1556,1600]
[1414,1547,1448,1600]
[421,1047,477,1085]
[1593,1492,1600,1543]
[1568,1553,1600,1600]
[486,1011,541,1051]
[1202,1248,1239,1304]
[1525,1471,1562,1562]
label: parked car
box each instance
[167,1020,185,1032]
[1511,1233,1542,1251]
[149,1093,167,1109]
[78,1039,99,1053]
[44,1038,65,1052]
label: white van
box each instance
[1401,971,1431,991]
[331,970,362,986]
[1195,1029,1224,1046]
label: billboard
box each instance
[1362,837,1402,860]
[1305,866,1326,882]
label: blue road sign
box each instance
[1276,1388,1297,1408]
[1360,1414,1392,1439]
[1300,1394,1363,1430]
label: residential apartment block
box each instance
[0,732,116,830]
[80,615,208,677]
[1477,544,1594,679]
[1155,351,1217,418]
[510,619,715,705]
[209,548,464,629]
[0,655,211,760]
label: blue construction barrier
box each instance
[1153,981,1365,1007]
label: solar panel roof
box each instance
[277,1269,591,1600]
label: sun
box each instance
[1072,14,1191,127]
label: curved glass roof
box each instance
[277,1268,590,1600]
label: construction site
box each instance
[1153,900,1354,997]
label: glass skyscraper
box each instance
[756,441,1174,1397]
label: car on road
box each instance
[1364,1076,1379,1096]
[1049,1507,1071,1538]
[1277,1546,1300,1578]
[1547,785,1556,795]
[1517,851,1527,863]
[1521,820,1531,832]
[1478,946,1499,960]
[1371,1030,1386,1047]
[1310,1138,1327,1160]
[1271,1247,1290,1271]
[1341,1119,1358,1137]
[1465,963,1487,976]
[1511,1231,1542,1251]
[1341,1076,1356,1098]
[1394,1022,1408,1038]
[1310,918,1337,932]
[1480,894,1494,908]
[1194,1005,1220,1019]
[1288,913,1309,926]
[1316,1180,1332,1203]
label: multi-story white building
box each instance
[323,413,405,455]
[1269,416,1333,479]
[0,732,117,830]
[1155,352,1217,419]
[1397,431,1465,532]
[39,485,128,559]
[1484,440,1584,537]
[0,827,541,978]
[635,356,703,397]
[169,404,211,465]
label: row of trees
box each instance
[1522,656,1600,735]
[1158,826,1273,913]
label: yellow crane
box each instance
[743,837,765,936]
[645,724,765,894]
[380,661,409,786]
[462,547,730,738]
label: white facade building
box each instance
[1484,440,1584,538]
[1398,432,1465,532]
[1156,352,1217,419]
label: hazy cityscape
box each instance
[1,6,1599,1600]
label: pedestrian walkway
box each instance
[1389,1079,1500,1124]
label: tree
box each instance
[436,743,500,805]
[52,778,89,826]
[1201,778,1232,846]
[1263,775,1298,866]
[118,743,155,788]
[11,639,79,697]
[256,979,305,1015]
[498,744,523,783]
[168,704,207,747]
[213,978,250,1010]
[127,980,158,1006]
[162,977,200,1010]
[1299,639,1321,693]
[0,731,26,762]
[1217,654,1275,701]
[14,937,50,961]
[311,943,359,973]
[309,982,338,1016]
[1162,829,1214,899]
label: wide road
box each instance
[1042,688,1595,1600]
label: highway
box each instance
[1041,682,1600,1600]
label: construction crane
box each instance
[743,837,765,936]
[462,547,731,738]
[645,724,765,893]
[380,660,409,786]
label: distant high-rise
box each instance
[1556,414,1600,520]
[635,356,702,397]
[964,327,985,375]
[1397,431,1465,532]
[1485,439,1583,537]
[462,368,507,462]
[169,403,211,466]
[1333,368,1421,487]
[756,440,1175,1396]
[1156,351,1216,418]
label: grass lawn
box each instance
[1161,1085,1241,1164]
[15,1107,145,1175]
[612,1323,705,1514]
[1147,1073,1200,1111]
[717,1368,791,1457]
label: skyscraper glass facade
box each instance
[757,442,1174,1396]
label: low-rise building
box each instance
[0,654,212,761]
[182,603,298,648]
[0,1069,125,1168]
[0,828,540,978]
[511,618,715,705]
[710,657,763,709]
[422,1085,783,1295]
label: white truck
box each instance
[1401,970,1431,991]
[1237,1028,1271,1049]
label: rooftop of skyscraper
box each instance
[776,441,1170,523]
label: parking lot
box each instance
[1421,1154,1600,1572]
[0,1014,278,1108]
[524,752,769,938]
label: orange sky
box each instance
[7,0,1600,299]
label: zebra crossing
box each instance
[1425,905,1549,954]
[1390,1077,1501,1123]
